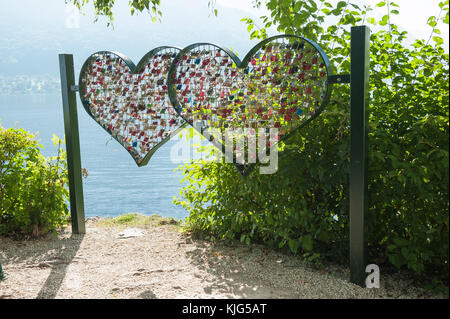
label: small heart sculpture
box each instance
[168,35,333,174]
[79,47,186,166]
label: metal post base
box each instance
[0,263,6,281]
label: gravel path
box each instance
[0,218,445,299]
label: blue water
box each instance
[0,94,192,220]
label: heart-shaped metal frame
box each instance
[167,35,334,174]
[78,46,187,167]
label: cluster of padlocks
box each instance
[78,35,331,170]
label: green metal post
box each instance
[0,261,6,281]
[349,25,370,287]
[59,54,86,234]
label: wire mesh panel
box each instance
[168,35,333,173]
[79,47,185,166]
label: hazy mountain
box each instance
[0,0,266,93]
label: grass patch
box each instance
[94,213,179,230]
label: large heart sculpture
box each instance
[168,35,333,174]
[79,47,186,166]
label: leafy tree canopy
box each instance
[66,0,219,25]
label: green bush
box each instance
[0,125,69,237]
[174,0,449,286]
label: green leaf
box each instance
[433,36,444,45]
[301,235,313,252]
[367,17,376,24]
[337,1,347,9]
[379,14,389,26]
[288,239,300,253]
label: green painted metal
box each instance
[349,26,370,287]
[59,54,86,234]
[0,262,6,281]
[328,74,350,84]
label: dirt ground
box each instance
[0,217,446,299]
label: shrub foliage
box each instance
[0,125,69,237]
[174,0,449,285]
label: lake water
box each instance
[0,94,195,220]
